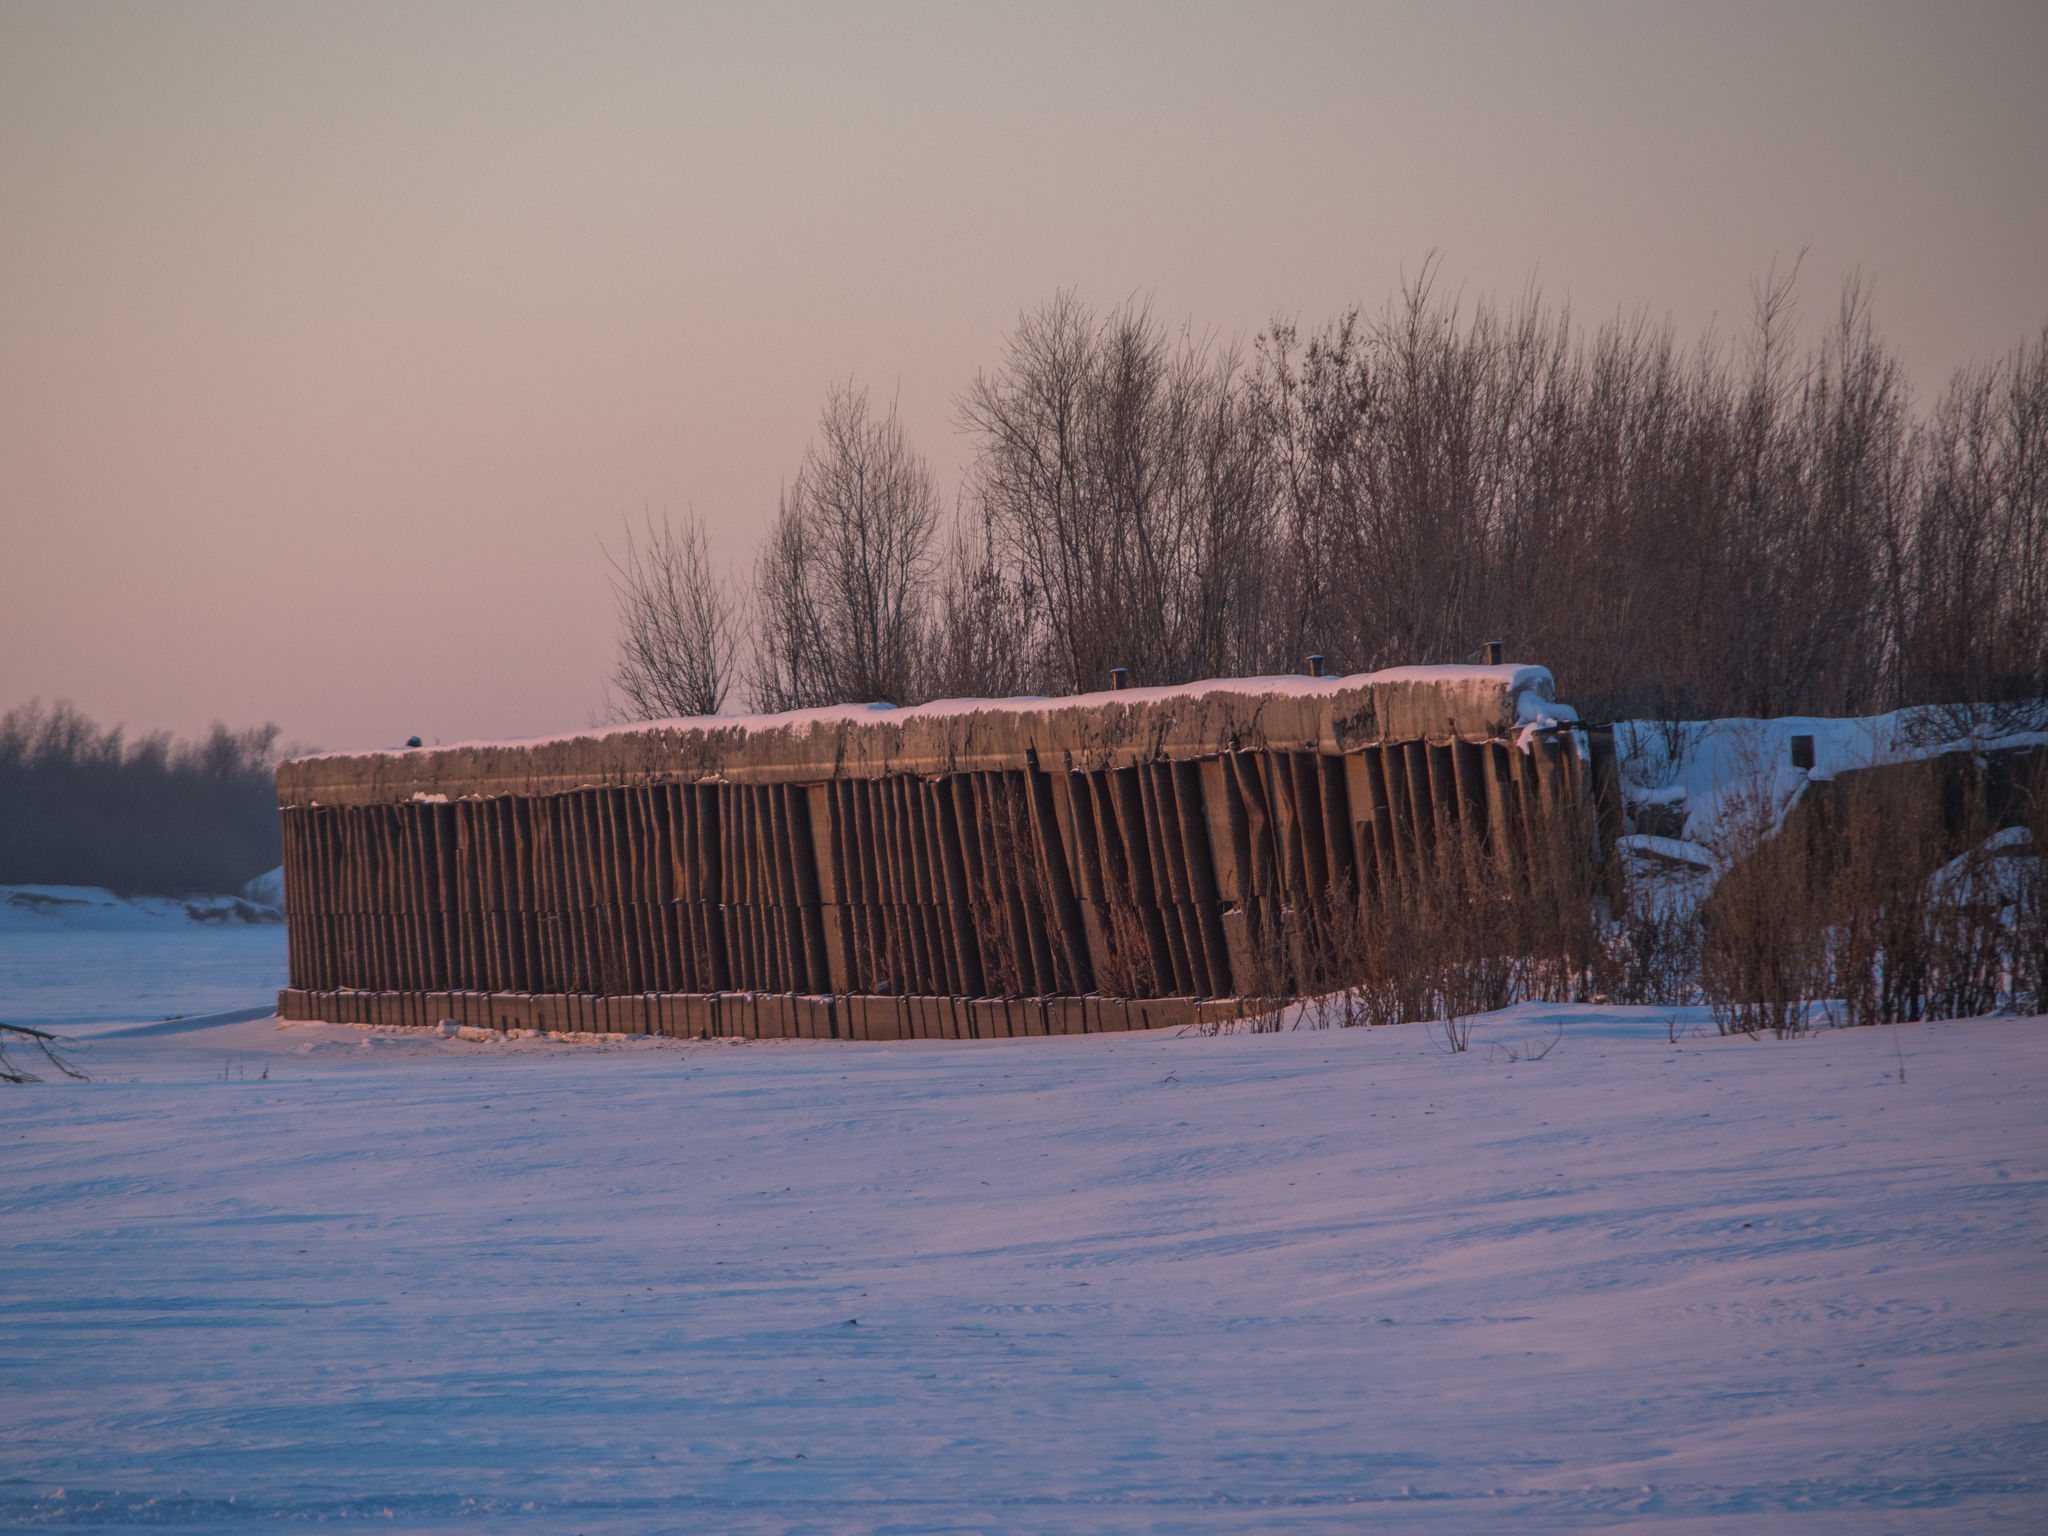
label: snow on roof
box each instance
[289,664,1564,765]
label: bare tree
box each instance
[618,275,2047,732]
[1899,320,2048,724]
[958,294,1274,693]
[0,699,285,895]
[605,511,741,719]
[752,384,941,709]
[920,511,1045,701]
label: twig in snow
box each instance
[1488,1022,1563,1064]
[0,1023,91,1084]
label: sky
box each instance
[3,1,2044,755]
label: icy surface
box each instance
[5,931,2046,1530]
[1,886,288,1030]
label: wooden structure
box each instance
[275,666,1616,1038]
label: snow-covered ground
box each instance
[4,922,2045,1531]
[1,882,287,1031]
[1610,702,2047,876]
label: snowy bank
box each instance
[1,868,284,934]
[4,995,2044,1530]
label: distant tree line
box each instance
[0,700,284,896]
[613,265,2047,725]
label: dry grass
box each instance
[1195,744,2043,1034]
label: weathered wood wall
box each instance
[276,667,1616,1031]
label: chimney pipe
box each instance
[1307,654,1325,678]
[1110,667,1129,691]
[1485,640,1504,666]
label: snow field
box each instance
[5,996,2046,1531]
[1,884,287,1033]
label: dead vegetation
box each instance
[1203,744,2043,1034]
[1700,749,2046,1032]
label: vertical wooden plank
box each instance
[1448,738,1488,891]
[1006,771,1058,995]
[1400,741,1434,873]
[279,808,302,988]
[583,789,614,994]
[307,809,330,991]
[678,786,702,992]
[1315,754,1355,905]
[554,793,584,993]
[1083,769,1144,997]
[1026,757,1094,995]
[397,805,421,992]
[406,804,431,991]
[1139,764,1199,995]
[424,803,449,991]
[387,807,407,994]
[1425,742,1463,888]
[306,809,324,991]
[486,797,513,992]
[1373,744,1405,887]
[768,783,807,992]
[894,778,929,995]
[1481,742,1520,882]
[806,782,852,994]
[1173,758,1231,997]
[1059,769,1118,992]
[1113,766,1175,995]
[373,806,398,991]
[931,772,987,998]
[949,776,995,992]
[532,796,562,995]
[1288,753,1332,909]
[964,773,1019,993]
[404,805,426,994]
[776,786,813,991]
[605,788,640,994]
[864,778,900,994]
[1355,748,1395,895]
[510,797,536,993]
[697,782,730,992]
[648,788,681,993]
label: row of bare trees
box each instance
[609,270,2048,723]
[0,700,284,895]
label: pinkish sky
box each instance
[4,1,2044,754]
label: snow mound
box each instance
[1613,701,2047,866]
[0,883,283,933]
[240,865,285,910]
